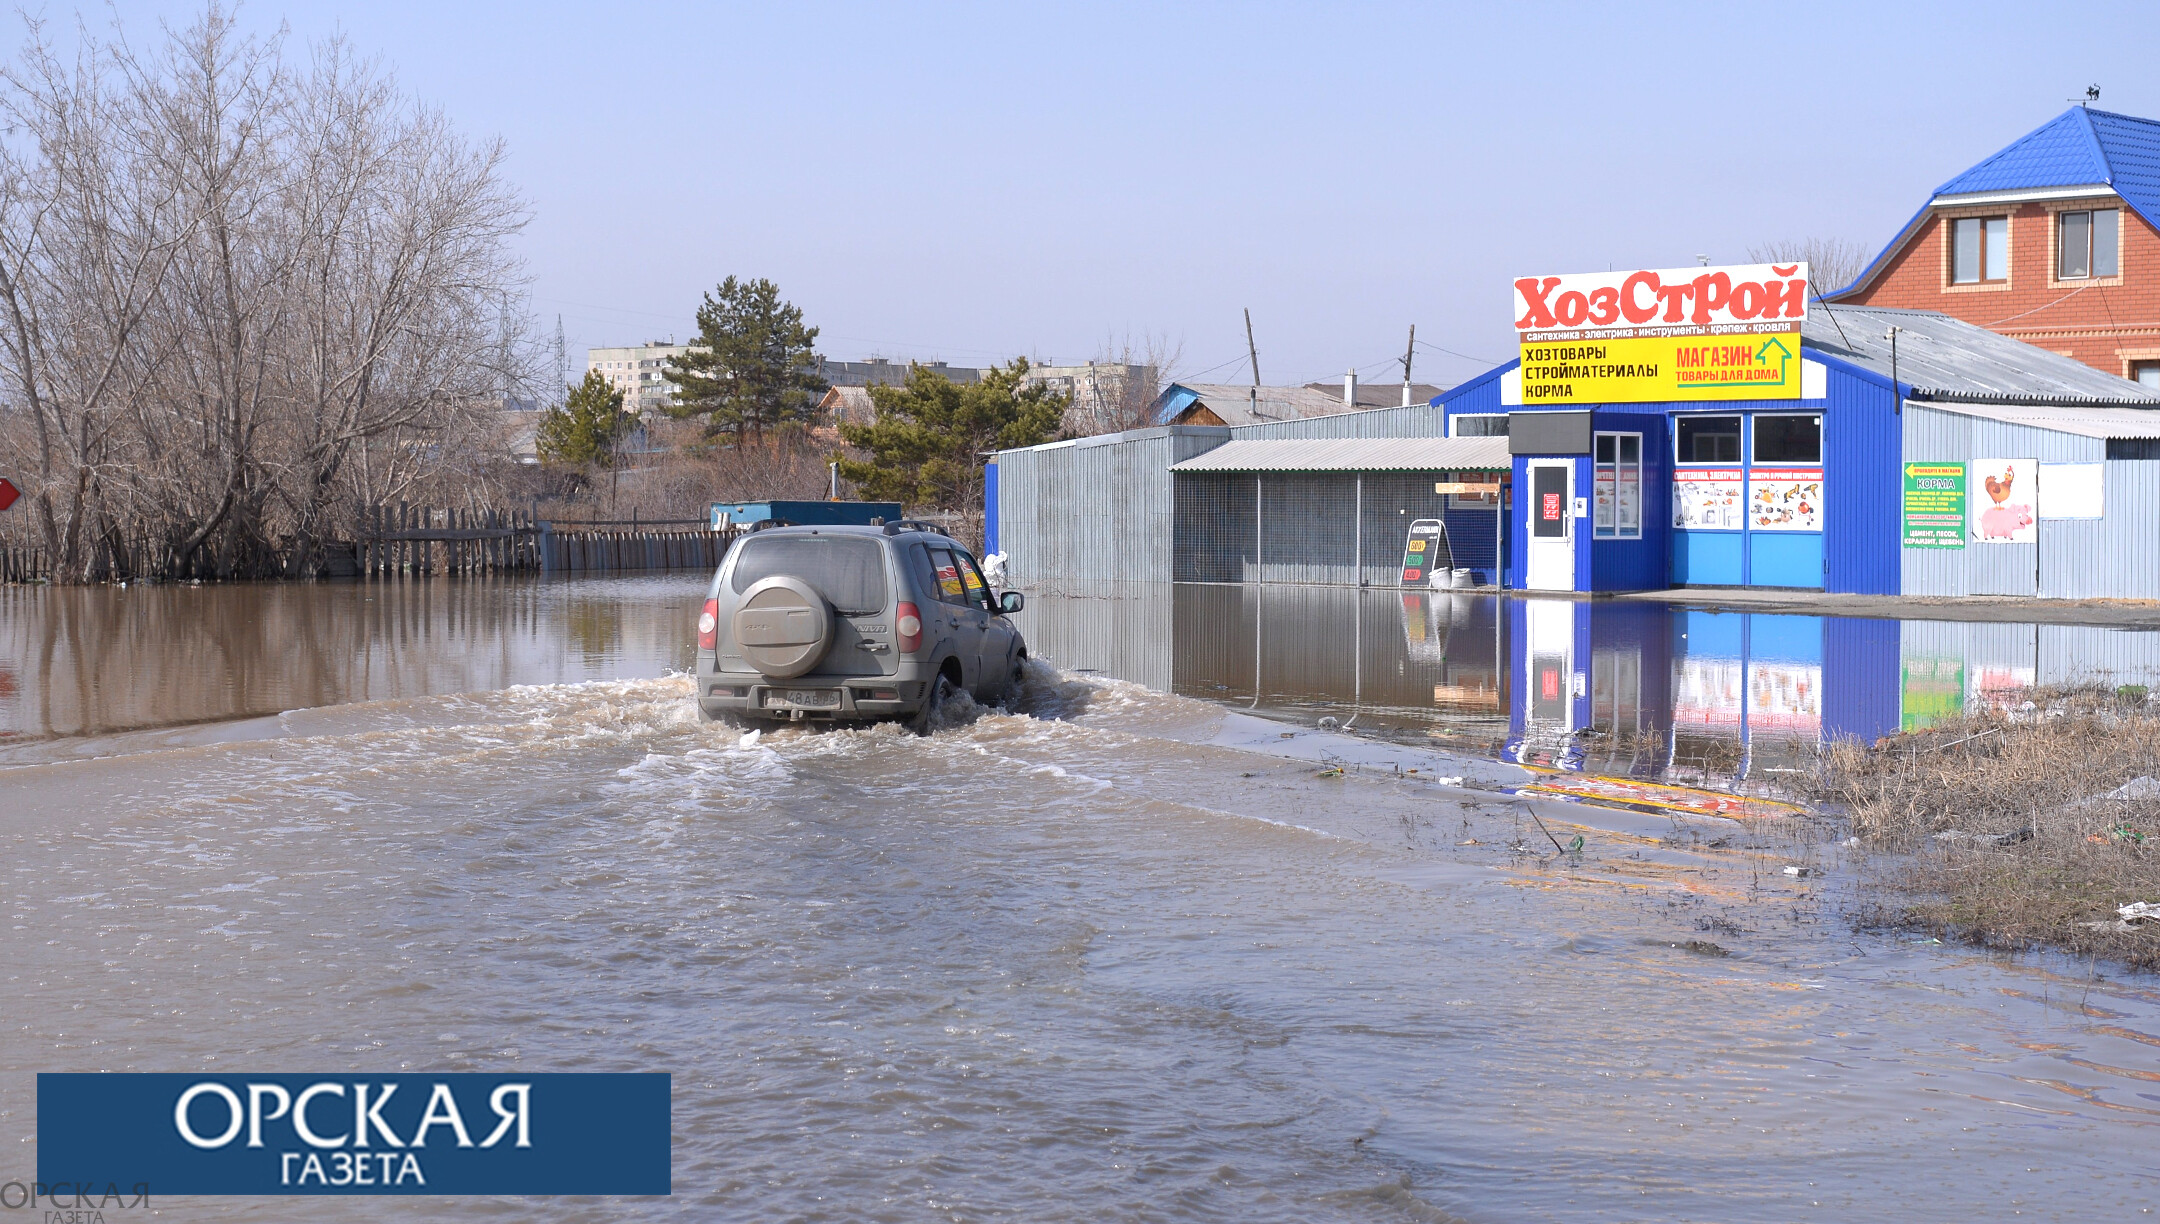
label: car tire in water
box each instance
[911,673,957,737]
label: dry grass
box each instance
[1814,686,2160,971]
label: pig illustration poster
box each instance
[1968,458,2036,544]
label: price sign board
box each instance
[1400,518,1448,586]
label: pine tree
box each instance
[837,359,1068,510]
[663,277,827,446]
[535,370,628,467]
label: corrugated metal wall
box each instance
[1820,361,1903,595]
[1169,472,1501,586]
[996,426,1228,593]
[1898,406,2160,599]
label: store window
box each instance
[1950,216,2009,284]
[1752,415,1822,464]
[1675,415,1741,463]
[1593,432,1641,539]
[1451,414,1509,437]
[2059,209,2120,279]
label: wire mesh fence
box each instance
[1172,471,1504,587]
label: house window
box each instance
[1950,216,2009,284]
[1675,415,1741,463]
[1451,413,1509,437]
[2131,361,2160,390]
[1594,432,1641,539]
[2059,208,2121,279]
[1753,414,1822,464]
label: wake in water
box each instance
[5,661,2159,1222]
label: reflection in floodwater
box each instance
[0,576,698,757]
[1017,584,2160,791]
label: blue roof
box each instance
[1833,107,2160,298]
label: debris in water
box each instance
[1566,834,1584,853]
[1316,766,1344,779]
[1782,865,1814,877]
[1457,838,1479,846]
[1676,940,1730,957]
[737,729,762,749]
[2082,901,2160,932]
[1436,775,1464,786]
[1317,716,1340,729]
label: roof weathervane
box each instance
[2074,84,2100,106]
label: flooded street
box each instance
[4,576,2159,1220]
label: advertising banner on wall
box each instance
[1968,458,2037,544]
[1673,468,1744,530]
[1901,462,1966,548]
[2038,461,2105,519]
[1512,262,1808,403]
[1747,468,1823,531]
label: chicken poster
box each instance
[1968,458,2037,544]
[1747,467,1823,532]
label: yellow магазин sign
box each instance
[1517,333,1801,403]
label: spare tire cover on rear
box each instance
[732,576,834,678]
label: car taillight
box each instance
[896,601,922,654]
[697,598,718,651]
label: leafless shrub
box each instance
[1745,237,1871,297]
[1815,685,2160,971]
[1059,332,1182,436]
[0,5,532,580]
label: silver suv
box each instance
[694,522,1027,731]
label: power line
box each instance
[1414,339,1504,366]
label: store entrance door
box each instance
[1525,461,1575,591]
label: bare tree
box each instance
[0,4,532,582]
[1062,331,1183,436]
[1746,237,1872,299]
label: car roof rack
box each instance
[882,519,948,537]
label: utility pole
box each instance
[552,315,568,402]
[1245,307,1261,416]
[1400,324,1416,407]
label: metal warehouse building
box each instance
[991,303,2160,599]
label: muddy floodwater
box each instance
[3,576,2159,1221]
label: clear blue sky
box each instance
[77,2,2160,388]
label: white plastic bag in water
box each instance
[982,551,1007,586]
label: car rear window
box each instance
[730,535,889,614]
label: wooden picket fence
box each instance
[360,505,542,577]
[1,505,737,583]
[537,527,731,575]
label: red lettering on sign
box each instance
[1763,278,1807,318]
[1541,492,1561,520]
[1552,290,1589,327]
[1728,280,1765,319]
[1656,281,1692,322]
[1620,271,1660,324]
[1514,277,1561,328]
[1587,286,1620,325]
[1689,272,1731,325]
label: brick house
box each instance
[1827,106,2160,387]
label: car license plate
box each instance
[772,688,840,708]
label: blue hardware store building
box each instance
[1455,302,2160,596]
[990,303,2160,600]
